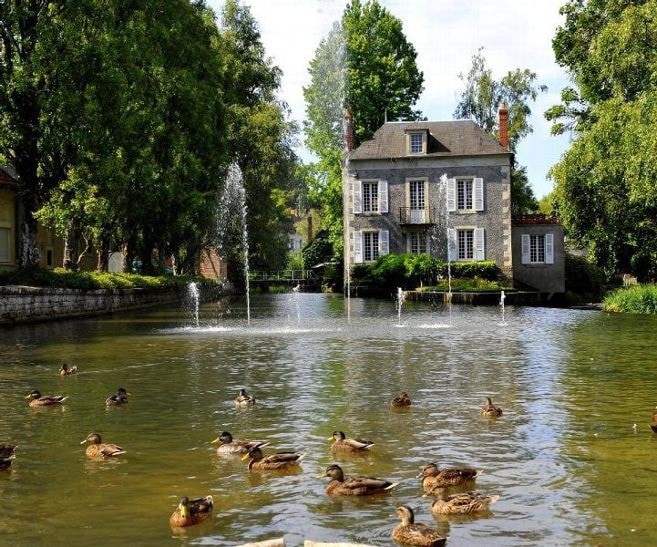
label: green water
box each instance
[1,293,656,546]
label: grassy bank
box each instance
[0,268,217,292]
[602,284,657,314]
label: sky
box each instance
[207,0,573,199]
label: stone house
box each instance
[342,107,565,294]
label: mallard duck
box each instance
[80,432,126,458]
[430,491,500,515]
[319,464,399,496]
[650,409,657,433]
[25,390,67,407]
[0,444,16,471]
[391,392,412,408]
[169,495,213,528]
[418,462,481,493]
[480,397,502,418]
[59,363,77,376]
[329,430,374,452]
[391,505,446,547]
[235,388,256,407]
[106,387,130,406]
[241,443,304,470]
[211,431,267,455]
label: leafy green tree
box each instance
[547,0,657,280]
[303,0,424,258]
[454,47,545,215]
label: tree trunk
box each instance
[140,244,155,276]
[16,198,40,270]
[97,232,111,272]
[63,217,80,271]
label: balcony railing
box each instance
[399,207,435,225]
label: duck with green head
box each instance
[106,387,130,406]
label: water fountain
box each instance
[216,163,251,326]
[187,281,200,328]
[439,173,453,327]
[499,289,507,326]
[396,287,405,326]
[292,284,301,326]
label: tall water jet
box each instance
[440,173,453,326]
[216,163,251,325]
[187,281,200,328]
[499,289,506,326]
[292,284,301,326]
[396,287,405,326]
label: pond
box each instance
[1,292,656,546]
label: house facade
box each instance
[342,108,565,294]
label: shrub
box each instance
[603,284,657,314]
[565,254,605,298]
[448,261,500,280]
[370,254,407,288]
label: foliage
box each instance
[454,47,544,214]
[302,232,334,269]
[285,251,305,272]
[0,268,217,292]
[303,0,424,257]
[547,1,657,280]
[420,277,506,292]
[603,284,657,315]
[565,254,606,299]
[349,255,501,292]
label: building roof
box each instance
[349,120,510,160]
[512,214,560,226]
[0,166,18,188]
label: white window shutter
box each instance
[474,177,484,211]
[447,228,457,261]
[353,230,363,263]
[545,233,554,264]
[474,228,485,260]
[353,180,362,214]
[521,234,530,264]
[378,180,388,213]
[447,178,456,212]
[379,229,389,255]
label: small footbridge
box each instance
[249,270,322,292]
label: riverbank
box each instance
[0,283,225,325]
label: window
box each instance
[409,180,425,209]
[0,227,9,262]
[457,229,474,260]
[409,133,423,154]
[362,181,378,213]
[521,233,554,264]
[457,179,473,210]
[363,231,379,262]
[408,232,427,254]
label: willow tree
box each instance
[303,0,424,256]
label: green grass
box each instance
[0,268,218,292]
[602,284,657,314]
[417,276,508,292]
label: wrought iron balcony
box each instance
[399,207,435,225]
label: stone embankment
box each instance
[0,284,223,325]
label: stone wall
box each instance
[0,285,191,325]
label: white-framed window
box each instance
[409,179,425,209]
[409,133,423,154]
[408,232,427,254]
[353,229,389,263]
[353,180,388,215]
[448,227,485,261]
[0,227,10,263]
[521,233,554,264]
[447,177,484,212]
[362,181,378,213]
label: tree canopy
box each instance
[547,0,657,280]
[454,47,545,215]
[303,0,424,257]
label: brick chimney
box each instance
[498,103,509,151]
[343,109,354,152]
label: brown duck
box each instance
[320,464,399,496]
[418,462,481,494]
[430,491,500,515]
[391,505,446,546]
[0,444,16,470]
[169,496,213,528]
[480,397,503,418]
[235,388,256,407]
[391,392,412,408]
[650,409,657,433]
[80,432,126,458]
[25,390,67,407]
[59,364,78,376]
[241,443,304,470]
[329,430,374,453]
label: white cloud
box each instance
[208,0,572,198]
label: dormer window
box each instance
[406,130,427,155]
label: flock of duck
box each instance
[8,367,510,546]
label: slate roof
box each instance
[349,120,510,160]
[0,167,18,188]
